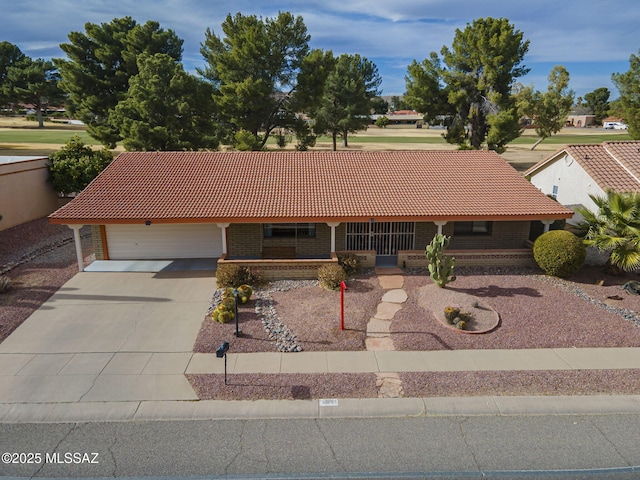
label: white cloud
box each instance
[2,0,637,96]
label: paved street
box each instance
[2,415,640,478]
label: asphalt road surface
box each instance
[1,414,640,479]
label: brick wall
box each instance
[91,225,105,260]
[336,250,376,268]
[449,221,530,249]
[228,224,262,257]
[217,254,339,280]
[229,223,334,258]
[415,222,438,251]
[398,248,535,268]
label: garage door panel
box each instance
[106,224,222,259]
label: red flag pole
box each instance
[340,281,347,331]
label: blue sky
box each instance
[4,0,639,99]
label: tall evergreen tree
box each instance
[309,53,381,150]
[109,53,218,151]
[0,41,26,107]
[405,17,529,152]
[612,51,640,139]
[584,87,610,125]
[55,17,183,147]
[200,12,310,150]
[4,57,63,127]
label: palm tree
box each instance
[575,190,640,274]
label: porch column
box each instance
[541,220,554,233]
[434,221,447,235]
[67,225,84,272]
[216,223,230,255]
[326,222,340,252]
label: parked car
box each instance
[604,122,628,130]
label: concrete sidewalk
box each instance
[186,347,640,375]
[2,270,640,423]
[2,347,640,423]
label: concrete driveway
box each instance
[0,271,216,403]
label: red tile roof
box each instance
[49,150,572,224]
[525,141,640,193]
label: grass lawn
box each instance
[510,133,632,145]
[0,129,94,145]
[0,117,634,158]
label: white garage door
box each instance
[105,224,223,260]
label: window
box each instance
[453,221,492,235]
[552,185,559,198]
[263,223,316,238]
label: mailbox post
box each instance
[216,341,230,385]
[232,289,242,337]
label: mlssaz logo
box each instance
[45,452,99,464]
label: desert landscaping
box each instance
[1,122,638,401]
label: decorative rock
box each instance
[375,373,403,398]
[381,289,408,304]
[366,318,392,337]
[377,275,404,290]
[206,280,316,352]
[365,337,395,351]
[375,302,403,320]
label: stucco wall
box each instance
[0,157,59,231]
[528,153,602,224]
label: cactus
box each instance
[237,284,253,303]
[426,234,456,288]
[444,306,460,323]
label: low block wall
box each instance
[217,254,339,280]
[398,249,535,268]
[0,157,59,230]
[336,250,376,269]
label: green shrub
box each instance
[215,264,262,288]
[456,320,467,330]
[533,230,586,277]
[318,264,347,290]
[337,253,360,276]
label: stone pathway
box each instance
[366,267,407,398]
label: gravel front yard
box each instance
[0,218,93,342]
[4,219,640,400]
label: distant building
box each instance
[371,110,424,128]
[566,114,596,128]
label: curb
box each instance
[2,395,640,423]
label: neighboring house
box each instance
[567,114,596,128]
[371,110,424,127]
[0,156,59,231]
[525,141,640,224]
[49,151,572,277]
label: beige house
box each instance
[49,151,572,277]
[0,156,59,231]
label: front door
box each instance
[346,222,415,265]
